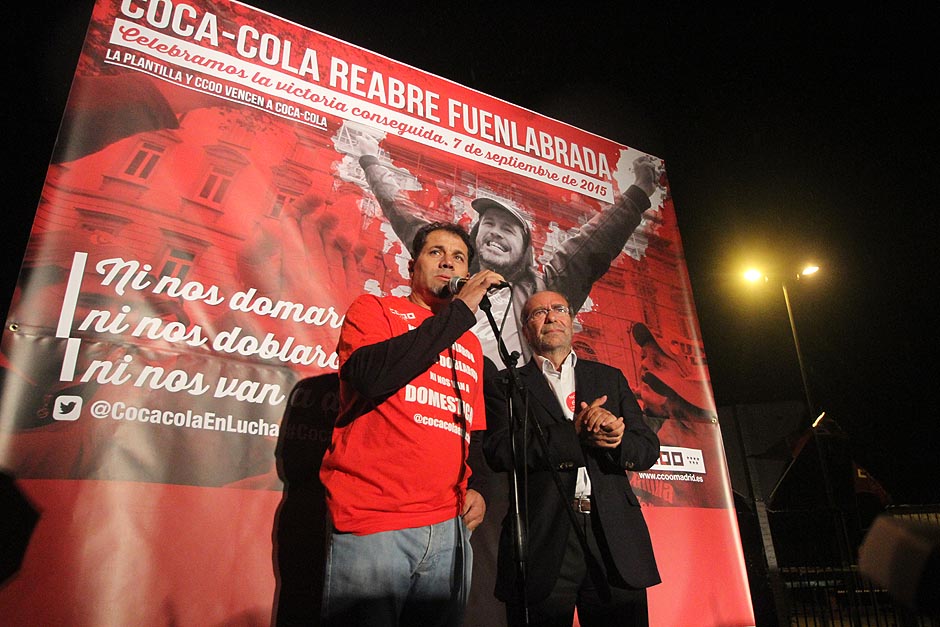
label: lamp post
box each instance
[782,267,818,418]
[743,264,823,619]
[744,263,860,621]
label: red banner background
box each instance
[0,1,754,625]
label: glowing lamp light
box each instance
[743,268,765,283]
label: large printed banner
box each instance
[0,1,754,625]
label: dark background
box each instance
[5,3,938,503]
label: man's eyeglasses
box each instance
[525,305,571,323]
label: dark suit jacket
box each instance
[483,357,661,603]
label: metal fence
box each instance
[750,505,940,627]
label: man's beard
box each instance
[477,246,526,278]
[433,282,452,298]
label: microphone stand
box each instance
[478,294,530,624]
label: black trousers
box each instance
[507,510,649,627]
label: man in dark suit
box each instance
[483,290,661,626]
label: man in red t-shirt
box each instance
[320,221,505,626]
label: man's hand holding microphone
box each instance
[446,270,508,313]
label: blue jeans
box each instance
[321,516,473,627]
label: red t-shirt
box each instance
[320,295,486,534]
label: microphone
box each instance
[445,276,510,296]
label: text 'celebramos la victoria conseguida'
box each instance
[116,0,616,180]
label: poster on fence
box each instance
[0,1,754,625]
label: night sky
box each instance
[5,3,938,503]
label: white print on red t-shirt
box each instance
[388,307,417,320]
[437,353,479,381]
[404,383,475,424]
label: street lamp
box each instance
[743,263,861,612]
[741,262,865,623]
[738,263,826,624]
[744,264,821,419]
